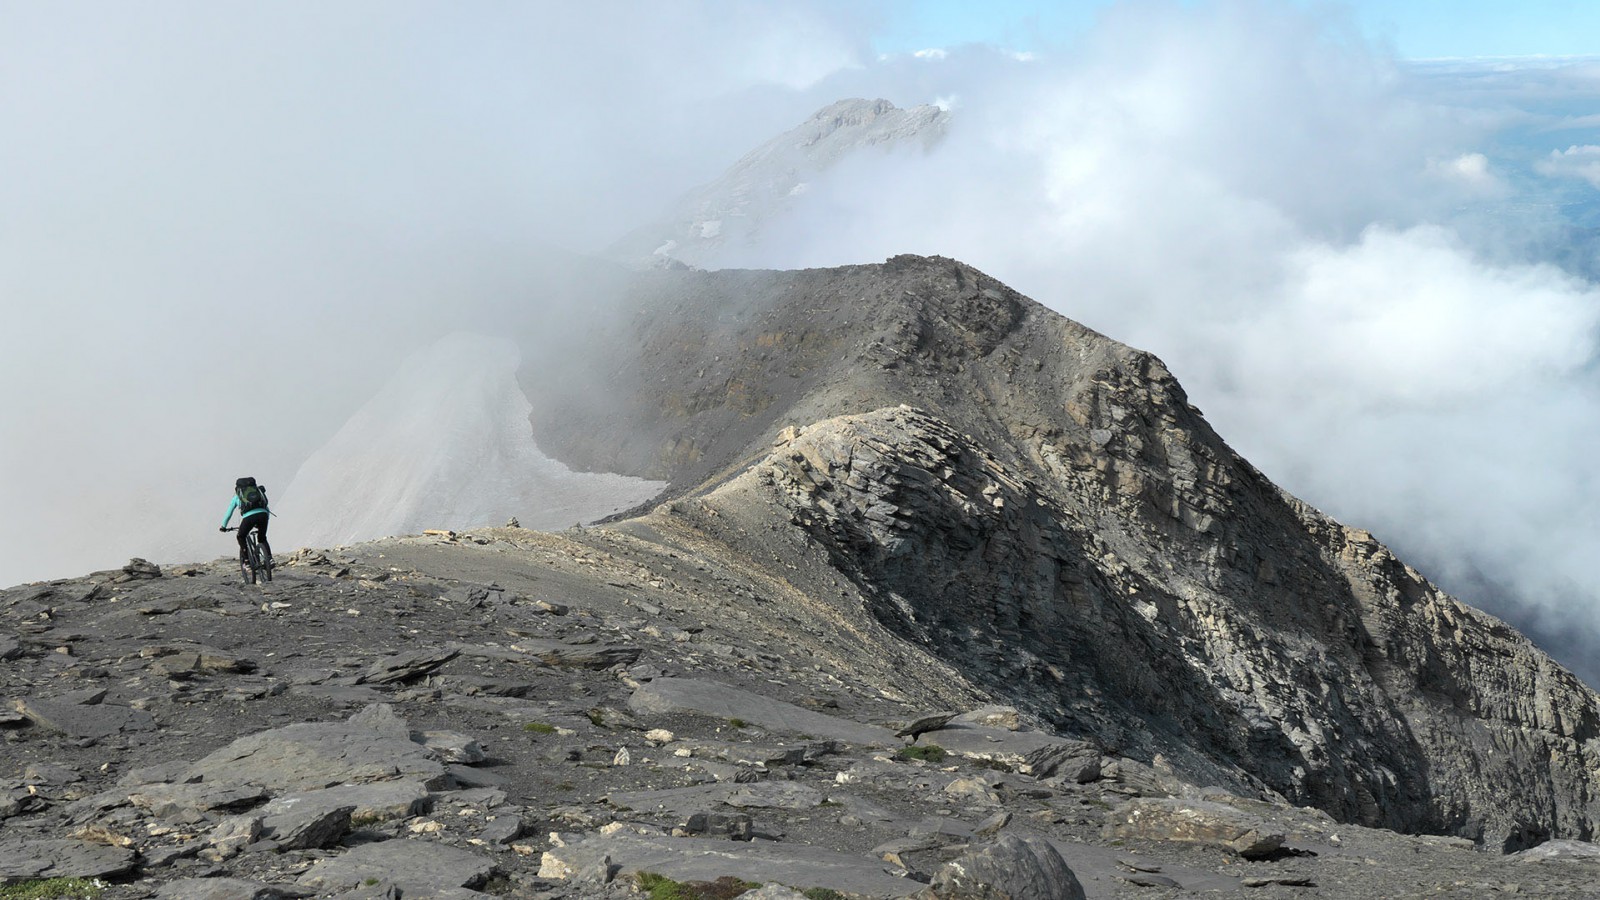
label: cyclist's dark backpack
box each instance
[235,477,267,514]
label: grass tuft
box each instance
[522,721,557,734]
[0,879,106,900]
[633,872,760,900]
[896,744,948,762]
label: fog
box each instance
[6,2,1600,685]
[0,1,867,582]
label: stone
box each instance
[0,838,139,881]
[1026,742,1102,783]
[156,878,313,900]
[263,780,433,824]
[629,678,896,747]
[1512,839,1600,860]
[414,729,487,764]
[360,648,459,685]
[261,803,354,850]
[296,839,495,894]
[915,834,1086,900]
[204,814,263,861]
[122,558,163,579]
[539,831,917,897]
[129,782,270,820]
[974,811,1011,836]
[1104,798,1286,859]
[23,762,82,785]
[138,596,219,616]
[183,706,448,793]
[955,706,1023,731]
[681,812,754,841]
[480,815,525,845]
[897,712,958,740]
[14,694,155,739]
[512,638,642,669]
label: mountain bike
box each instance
[223,526,273,584]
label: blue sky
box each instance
[874,0,1600,60]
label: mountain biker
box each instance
[220,477,272,565]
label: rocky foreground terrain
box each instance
[6,534,1600,899]
[9,254,1600,898]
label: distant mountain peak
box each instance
[610,97,949,268]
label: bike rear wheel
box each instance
[240,545,255,585]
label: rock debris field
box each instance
[6,528,1600,899]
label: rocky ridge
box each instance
[524,254,1600,849]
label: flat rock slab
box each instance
[296,839,495,893]
[129,782,269,819]
[0,838,139,881]
[1104,798,1286,859]
[918,724,1100,779]
[629,678,896,747]
[512,638,642,669]
[539,832,920,897]
[263,780,433,823]
[610,782,825,816]
[360,648,459,685]
[155,878,312,900]
[14,696,155,739]
[184,706,448,793]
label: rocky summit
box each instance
[7,255,1600,898]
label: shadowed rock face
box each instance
[527,254,1600,848]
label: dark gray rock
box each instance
[513,638,642,669]
[480,814,525,845]
[0,838,139,881]
[412,729,486,764]
[261,780,432,824]
[182,706,448,792]
[681,812,754,841]
[261,803,353,850]
[296,839,495,893]
[629,678,896,747]
[916,834,1086,900]
[14,694,155,739]
[129,781,269,820]
[896,712,958,740]
[359,647,459,685]
[155,878,312,900]
[538,831,919,897]
[1105,798,1286,859]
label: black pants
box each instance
[237,513,271,560]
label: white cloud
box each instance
[1427,152,1502,192]
[1536,145,1600,188]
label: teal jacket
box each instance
[221,495,269,528]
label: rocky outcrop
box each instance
[525,253,1600,849]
